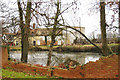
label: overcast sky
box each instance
[62,0,118,38]
[2,0,119,38]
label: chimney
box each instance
[33,23,35,29]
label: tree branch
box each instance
[58,23,103,54]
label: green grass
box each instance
[62,44,94,48]
[9,43,119,51]
[65,43,119,48]
[108,43,120,47]
[9,46,59,50]
[37,46,59,49]
[9,46,21,50]
[1,69,46,78]
[0,69,2,79]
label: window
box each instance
[37,40,40,45]
[16,41,18,45]
[33,41,36,46]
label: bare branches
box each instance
[0,1,19,31]
[31,8,50,25]
[88,1,119,33]
[59,3,73,16]
[17,0,24,29]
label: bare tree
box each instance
[100,1,111,56]
[47,0,61,66]
[35,0,105,65]
[17,0,32,63]
[30,0,77,66]
[118,1,120,52]
[0,1,20,46]
[119,1,120,36]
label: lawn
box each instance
[108,43,120,46]
[1,69,46,78]
[9,45,59,50]
[63,43,119,48]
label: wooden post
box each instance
[0,47,1,69]
[1,47,8,66]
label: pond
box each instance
[9,51,101,66]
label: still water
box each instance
[9,51,101,66]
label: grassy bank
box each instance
[55,43,119,53]
[9,44,119,53]
[9,46,58,51]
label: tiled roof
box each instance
[31,28,63,36]
[2,33,16,35]
[16,28,63,36]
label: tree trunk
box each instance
[17,0,31,63]
[118,1,120,54]
[119,1,120,31]
[45,36,47,45]
[47,46,53,66]
[100,2,111,56]
[119,1,120,36]
[47,0,60,66]
[21,31,29,62]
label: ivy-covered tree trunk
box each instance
[100,1,111,56]
[17,0,31,63]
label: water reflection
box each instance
[9,51,101,66]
